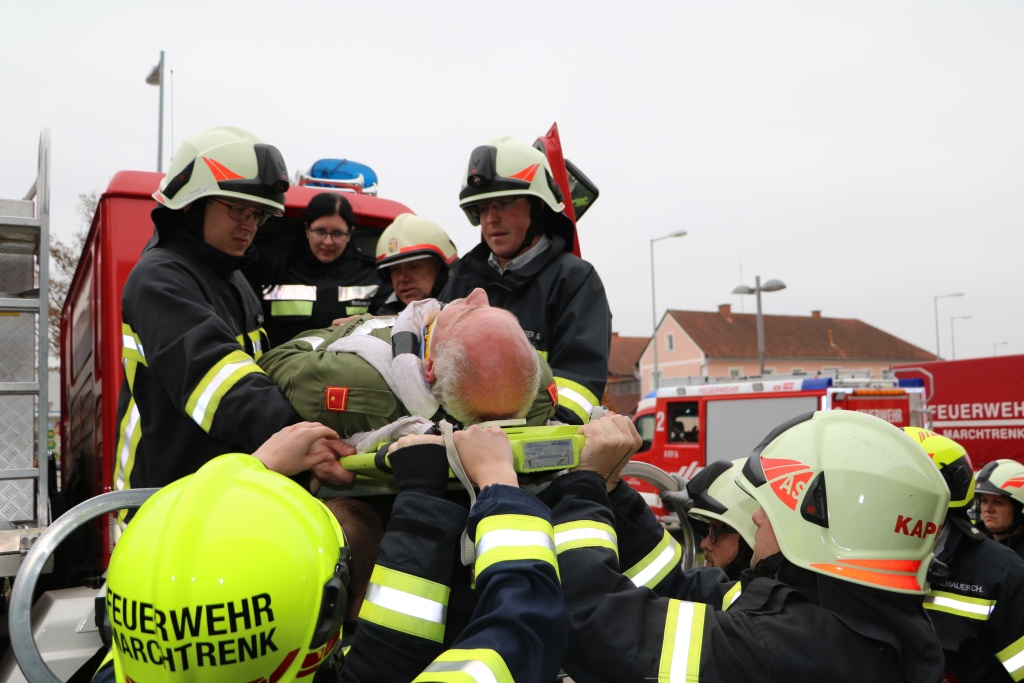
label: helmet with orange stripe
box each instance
[154,126,289,214]
[458,136,575,251]
[975,458,1024,507]
[736,411,950,594]
[903,428,976,509]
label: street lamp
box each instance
[994,341,1009,357]
[934,292,964,358]
[732,276,787,375]
[146,51,166,172]
[950,316,971,360]
[650,230,688,392]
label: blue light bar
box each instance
[801,378,834,390]
[898,378,925,388]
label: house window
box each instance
[791,368,805,375]
[666,334,674,352]
[729,367,742,377]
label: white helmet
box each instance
[686,459,759,549]
[154,126,289,213]
[736,411,950,594]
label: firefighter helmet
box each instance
[737,410,950,594]
[903,428,976,509]
[458,136,575,247]
[686,458,759,549]
[975,458,1024,506]
[154,126,289,213]
[105,453,349,682]
[375,213,458,276]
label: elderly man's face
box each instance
[431,288,491,347]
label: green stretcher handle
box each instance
[341,424,584,478]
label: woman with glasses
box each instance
[685,459,758,580]
[256,192,386,346]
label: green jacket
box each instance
[257,316,557,438]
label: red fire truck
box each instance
[893,355,1024,469]
[628,375,928,517]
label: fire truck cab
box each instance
[629,374,927,515]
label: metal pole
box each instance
[755,275,765,375]
[934,295,941,358]
[950,317,956,360]
[650,237,659,391]
[157,50,165,172]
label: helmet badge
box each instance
[763,457,815,511]
[388,238,398,254]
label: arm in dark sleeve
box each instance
[413,485,566,682]
[123,261,298,452]
[548,263,611,425]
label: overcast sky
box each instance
[3,0,1021,363]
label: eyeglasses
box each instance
[308,227,352,240]
[212,199,274,226]
[466,196,520,221]
[707,522,737,544]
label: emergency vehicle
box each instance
[629,373,928,517]
[893,354,1024,468]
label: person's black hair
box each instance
[305,192,355,229]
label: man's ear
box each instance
[424,357,436,383]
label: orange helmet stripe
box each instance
[202,156,245,181]
[810,562,922,591]
[509,163,540,182]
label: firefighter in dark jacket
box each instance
[341,425,567,683]
[440,136,611,425]
[539,411,948,683]
[976,458,1024,560]
[114,127,352,505]
[256,192,385,346]
[905,429,1024,683]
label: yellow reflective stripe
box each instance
[997,632,1024,681]
[554,377,599,424]
[113,400,141,524]
[345,305,370,316]
[475,514,558,580]
[554,520,617,557]
[271,300,314,317]
[412,648,513,683]
[660,600,705,681]
[360,565,449,643]
[185,351,263,432]
[246,329,264,359]
[263,284,317,301]
[924,590,996,620]
[721,583,743,611]
[624,529,681,588]
[121,324,147,366]
[537,350,549,361]
[96,648,115,676]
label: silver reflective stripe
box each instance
[477,529,555,556]
[629,536,679,588]
[294,335,326,350]
[364,583,445,624]
[1004,648,1024,676]
[338,285,380,301]
[122,334,145,358]
[669,601,700,680]
[190,360,253,425]
[557,385,596,414]
[927,594,995,617]
[263,284,317,301]
[421,660,498,683]
[115,404,140,491]
[555,527,616,547]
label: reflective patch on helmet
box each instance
[509,163,540,182]
[388,237,398,254]
[201,156,244,181]
[761,457,814,511]
[1005,477,1024,491]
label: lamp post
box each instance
[649,230,688,392]
[934,292,964,358]
[950,316,971,360]
[732,276,787,375]
[146,51,165,172]
[994,341,1009,357]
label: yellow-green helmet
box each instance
[976,458,1024,506]
[375,213,458,276]
[154,126,289,213]
[903,428,976,509]
[105,454,348,682]
[686,459,759,549]
[737,411,949,594]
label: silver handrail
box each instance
[8,489,157,683]
[621,461,696,570]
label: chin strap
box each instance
[441,419,477,568]
[752,551,786,579]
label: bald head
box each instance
[428,291,541,424]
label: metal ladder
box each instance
[0,129,51,578]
